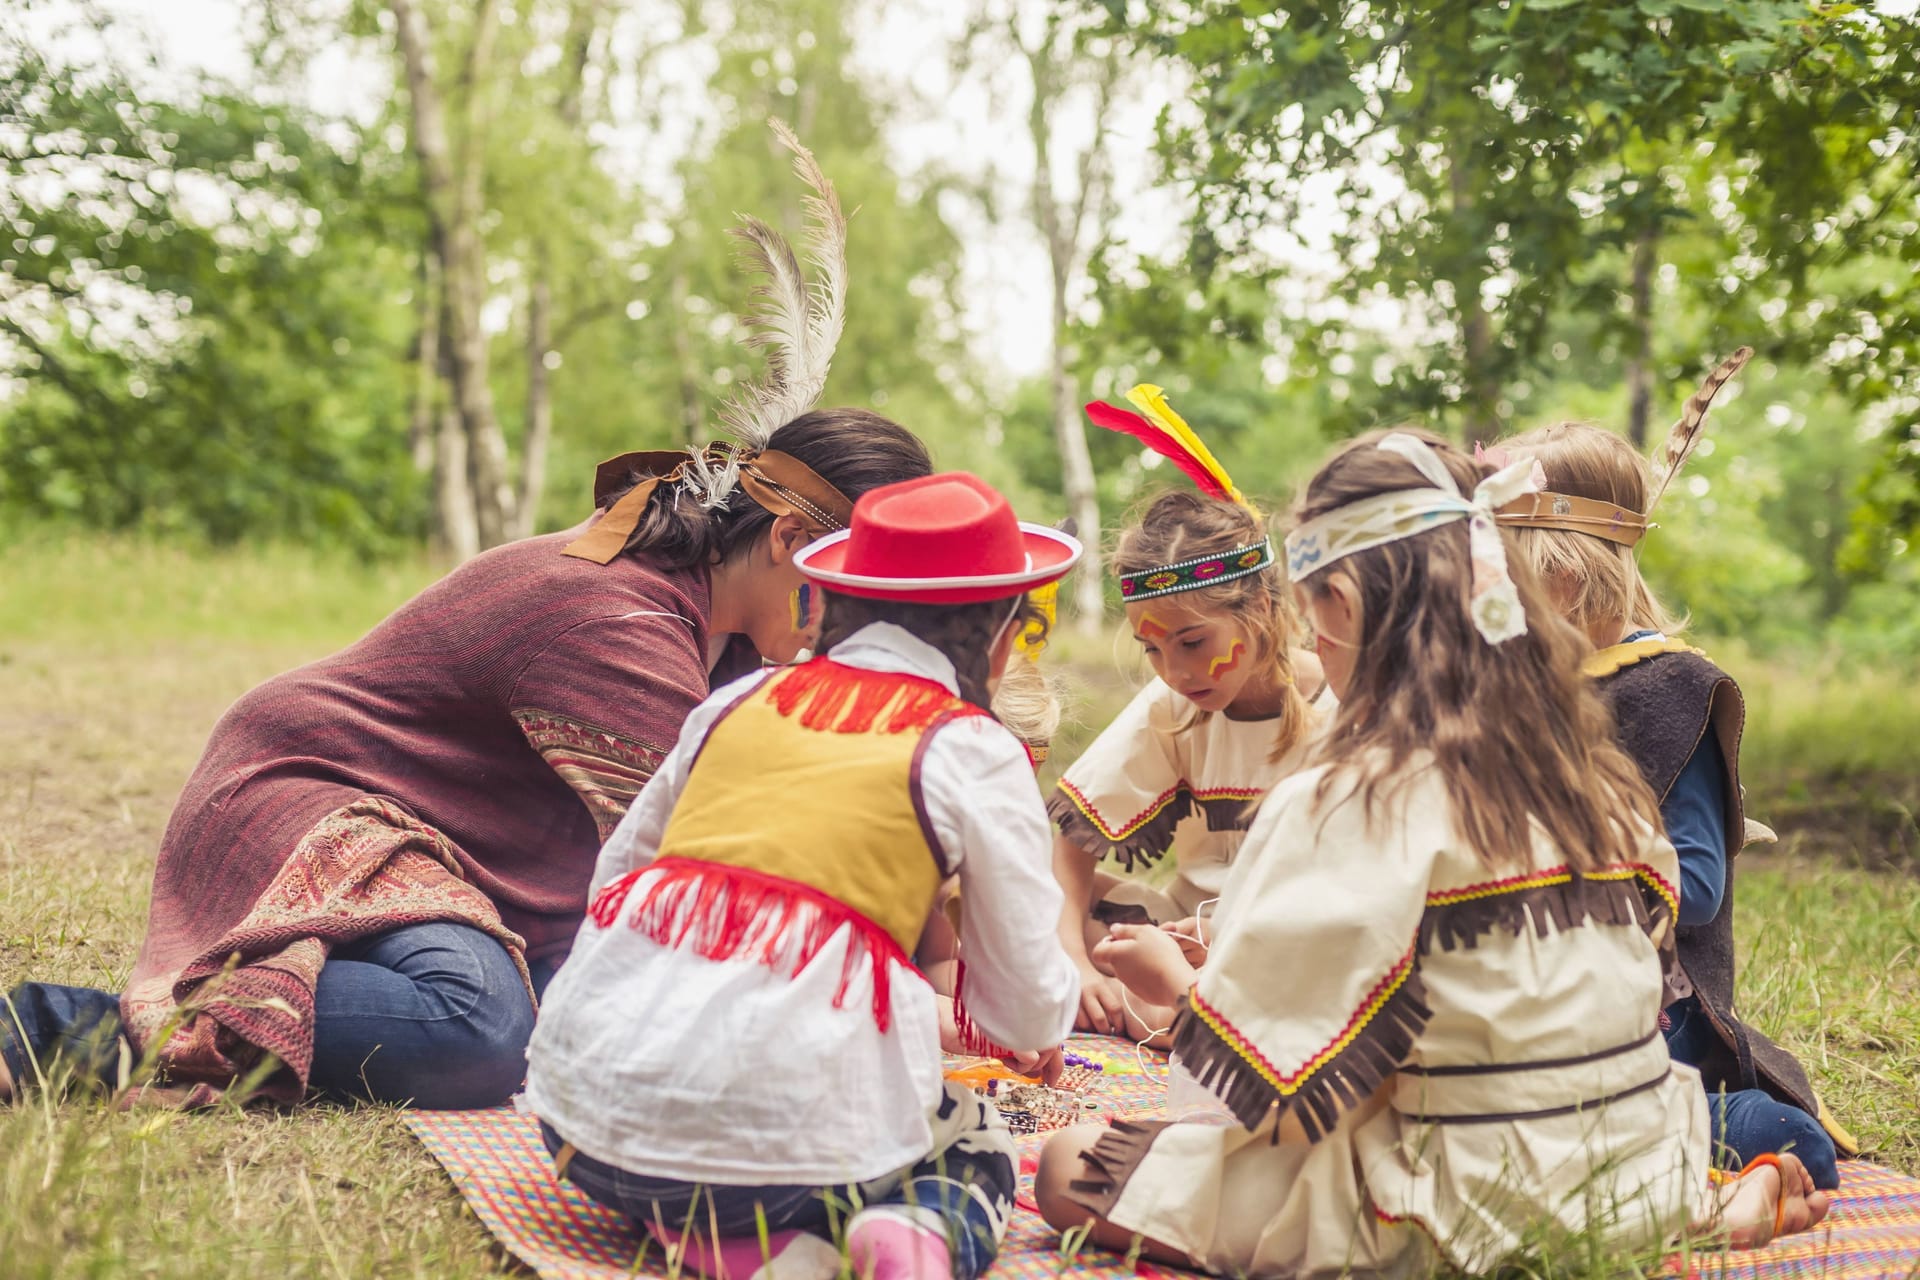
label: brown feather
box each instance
[1646,346,1753,514]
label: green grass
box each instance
[2,537,1917,1276]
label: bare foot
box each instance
[1720,1153,1832,1248]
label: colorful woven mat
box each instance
[404,1036,1920,1279]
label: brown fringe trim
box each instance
[1168,970,1433,1142]
[1418,873,1669,956]
[1195,792,1260,833]
[1063,1119,1171,1221]
[1046,785,1189,872]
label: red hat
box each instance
[794,472,1082,605]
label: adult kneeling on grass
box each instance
[0,409,930,1109]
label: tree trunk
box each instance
[515,267,553,538]
[432,298,480,561]
[512,0,598,540]
[1625,225,1658,448]
[671,264,703,447]
[1025,28,1105,634]
[1448,150,1500,442]
[408,249,441,474]
[390,0,516,548]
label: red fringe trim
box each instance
[766,658,986,734]
[951,957,1015,1058]
[586,857,923,1032]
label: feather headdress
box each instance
[685,117,850,510]
[1084,384,1254,512]
[1646,346,1753,514]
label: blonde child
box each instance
[1496,411,1849,1189]
[1049,387,1322,1037]
[525,473,1082,1280]
[1035,429,1827,1276]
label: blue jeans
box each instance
[1665,997,1839,1190]
[2,922,537,1109]
[540,1083,1017,1280]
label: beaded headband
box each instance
[1118,539,1276,602]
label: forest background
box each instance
[3,1,1920,1273]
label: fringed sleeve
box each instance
[1168,767,1438,1141]
[1048,680,1193,871]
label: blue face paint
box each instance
[790,583,813,631]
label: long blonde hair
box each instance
[1295,429,1660,874]
[1500,422,1685,637]
[1113,489,1311,762]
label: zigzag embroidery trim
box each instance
[1188,944,1417,1096]
[1426,862,1678,921]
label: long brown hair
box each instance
[1295,428,1660,874]
[1113,489,1311,761]
[1500,421,1685,637]
[603,408,932,569]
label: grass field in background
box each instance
[2,536,1917,1277]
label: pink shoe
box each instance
[646,1224,840,1279]
[846,1206,953,1280]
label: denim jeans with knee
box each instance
[2,921,536,1109]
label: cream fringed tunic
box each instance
[1068,760,1715,1278]
[1048,679,1315,921]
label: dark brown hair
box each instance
[604,408,932,569]
[815,591,1048,712]
[1295,428,1661,874]
[1113,489,1311,761]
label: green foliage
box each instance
[0,36,426,551]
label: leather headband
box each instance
[1494,491,1650,548]
[562,444,853,565]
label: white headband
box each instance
[1284,433,1542,645]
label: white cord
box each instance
[1113,913,1215,1083]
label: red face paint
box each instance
[1137,614,1170,640]
[1208,639,1246,679]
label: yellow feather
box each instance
[1016,582,1058,660]
[1123,384,1251,511]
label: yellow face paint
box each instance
[1136,613,1170,640]
[1208,638,1246,679]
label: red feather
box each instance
[1084,401,1227,500]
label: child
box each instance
[524,472,1083,1280]
[1496,403,1851,1190]
[1035,429,1827,1276]
[1049,386,1322,1037]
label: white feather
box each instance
[709,117,850,490]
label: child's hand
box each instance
[1159,917,1210,966]
[1004,1045,1066,1087]
[1093,923,1197,1009]
[1074,961,1130,1036]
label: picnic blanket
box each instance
[405,1036,1920,1279]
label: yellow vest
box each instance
[656,660,973,951]
[587,659,987,1032]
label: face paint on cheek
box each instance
[1207,638,1247,679]
[789,584,812,631]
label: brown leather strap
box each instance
[1494,491,1650,547]
[562,445,852,565]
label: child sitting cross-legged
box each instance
[526,473,1083,1280]
[1036,429,1828,1277]
[1495,394,1853,1190]
[1049,387,1324,1041]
